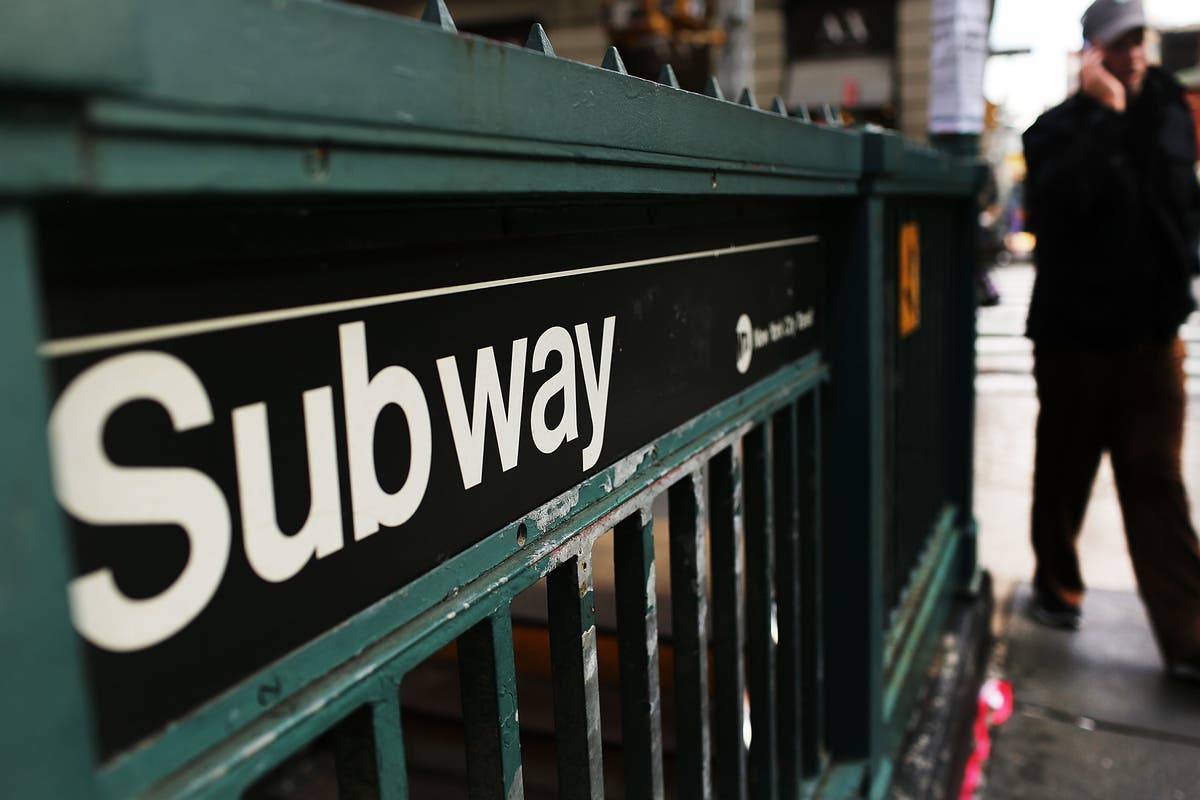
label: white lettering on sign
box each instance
[49,352,232,653]
[438,339,529,490]
[735,309,815,373]
[339,321,433,541]
[529,327,579,455]
[574,317,616,471]
[48,316,617,652]
[232,387,345,583]
[735,314,754,374]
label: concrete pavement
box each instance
[972,264,1200,800]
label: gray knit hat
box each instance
[1081,0,1146,46]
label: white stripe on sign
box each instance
[39,236,819,358]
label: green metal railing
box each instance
[875,138,982,772]
[0,2,982,798]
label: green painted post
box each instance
[614,508,666,800]
[547,549,605,800]
[744,424,780,800]
[950,180,983,586]
[799,392,824,779]
[0,0,139,90]
[0,208,98,800]
[710,445,749,800]
[668,471,713,800]
[771,403,803,798]
[929,133,980,159]
[458,609,526,800]
[819,191,887,783]
[372,678,409,800]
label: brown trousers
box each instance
[1032,338,1200,664]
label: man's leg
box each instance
[1031,345,1105,616]
[1109,338,1200,666]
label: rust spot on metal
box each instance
[304,144,331,181]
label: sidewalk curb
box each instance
[892,571,995,800]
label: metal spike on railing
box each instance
[739,87,758,109]
[797,104,812,123]
[703,75,725,101]
[658,64,681,89]
[822,103,839,126]
[771,96,788,117]
[421,0,457,32]
[602,46,628,74]
[526,23,556,56]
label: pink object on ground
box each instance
[958,679,1014,800]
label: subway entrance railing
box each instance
[0,2,987,798]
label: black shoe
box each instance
[1166,661,1200,685]
[1029,589,1081,630]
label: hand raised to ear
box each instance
[1080,47,1126,113]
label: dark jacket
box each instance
[1023,66,1200,347]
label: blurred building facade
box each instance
[356,1,993,143]
[1160,24,1200,145]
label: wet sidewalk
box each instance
[972,264,1200,800]
[983,586,1200,799]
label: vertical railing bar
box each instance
[800,391,824,778]
[614,507,666,800]
[458,608,525,800]
[744,423,779,800]
[952,195,980,584]
[0,209,97,800]
[772,403,803,798]
[372,677,409,800]
[884,205,900,620]
[547,546,605,800]
[493,611,525,800]
[710,444,749,800]
[668,469,713,800]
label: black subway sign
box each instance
[39,211,821,756]
[50,316,617,653]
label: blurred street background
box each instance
[973,263,1200,799]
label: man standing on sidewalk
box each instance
[1022,0,1200,680]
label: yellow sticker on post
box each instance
[899,221,921,337]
